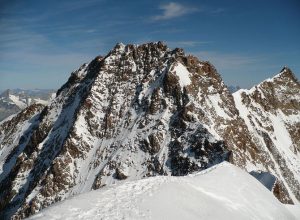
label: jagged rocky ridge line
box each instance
[0,42,299,219]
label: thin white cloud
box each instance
[152,2,198,21]
[194,51,259,69]
[210,8,226,14]
[167,40,211,48]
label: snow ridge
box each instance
[29,162,297,220]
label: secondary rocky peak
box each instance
[238,67,300,115]
[272,66,298,84]
[279,66,293,76]
[233,67,300,203]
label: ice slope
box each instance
[28,162,297,220]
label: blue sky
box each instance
[0,0,299,90]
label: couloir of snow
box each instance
[28,162,298,220]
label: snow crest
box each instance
[29,162,297,220]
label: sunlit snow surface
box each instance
[28,162,299,220]
[172,62,191,88]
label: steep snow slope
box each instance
[233,67,300,202]
[28,162,296,220]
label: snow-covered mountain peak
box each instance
[233,67,300,203]
[277,66,295,79]
[0,42,233,218]
[239,67,300,115]
[262,66,297,86]
[0,42,299,219]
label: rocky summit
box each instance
[0,42,299,219]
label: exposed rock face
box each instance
[0,42,299,219]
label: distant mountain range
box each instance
[0,42,299,219]
[228,85,241,93]
[0,89,55,121]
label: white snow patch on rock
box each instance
[172,62,191,88]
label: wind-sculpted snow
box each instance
[28,162,298,220]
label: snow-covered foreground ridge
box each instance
[28,162,298,220]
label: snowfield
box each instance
[28,162,299,220]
